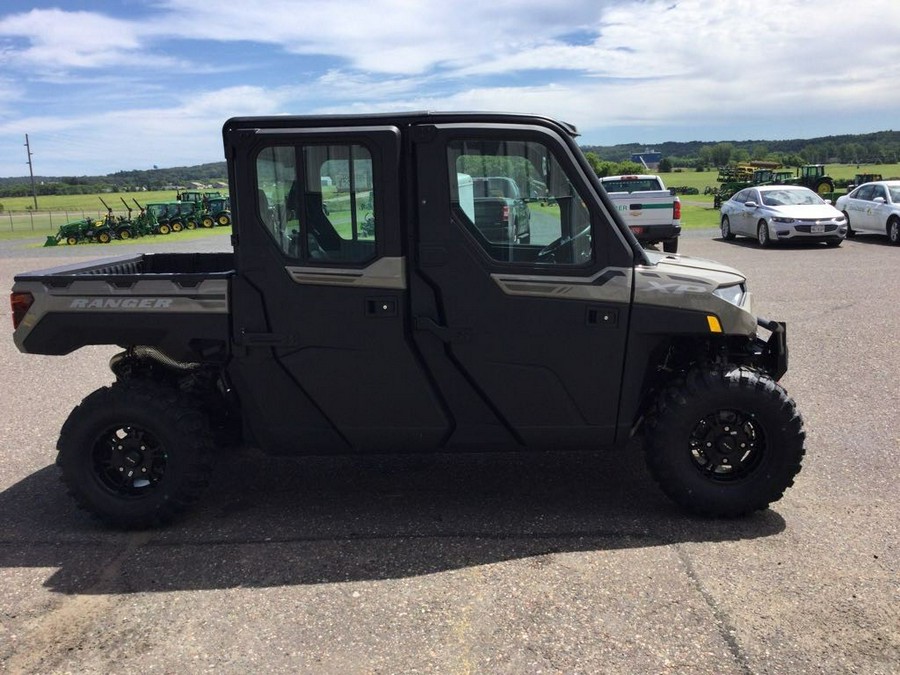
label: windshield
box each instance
[761,189,823,206]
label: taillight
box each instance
[502,205,510,221]
[673,199,682,220]
[10,292,34,329]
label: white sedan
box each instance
[834,180,900,245]
[719,185,847,247]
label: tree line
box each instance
[0,162,228,199]
[583,129,900,170]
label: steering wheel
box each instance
[536,226,592,263]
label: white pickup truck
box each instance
[599,174,681,253]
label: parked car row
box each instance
[718,181,900,247]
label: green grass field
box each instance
[2,161,895,236]
[0,190,181,213]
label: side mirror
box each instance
[744,200,758,209]
[873,197,886,204]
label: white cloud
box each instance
[3,0,900,175]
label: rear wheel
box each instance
[185,219,197,230]
[56,380,213,529]
[757,220,771,247]
[201,216,215,228]
[888,217,900,245]
[98,231,112,244]
[217,214,231,226]
[644,366,805,517]
[158,224,171,235]
[843,211,855,238]
[118,228,132,240]
[170,220,184,232]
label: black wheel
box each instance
[217,214,231,226]
[663,237,679,253]
[843,212,855,238]
[170,220,184,232]
[201,216,215,228]
[98,231,111,244]
[56,380,213,528]
[720,215,735,240]
[888,217,900,245]
[118,227,132,240]
[66,236,78,246]
[158,224,171,235]
[825,238,842,247]
[757,220,771,247]
[644,366,805,517]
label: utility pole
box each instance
[24,134,38,210]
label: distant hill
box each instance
[3,128,900,190]
[583,130,900,164]
[0,162,228,194]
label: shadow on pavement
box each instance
[0,446,785,594]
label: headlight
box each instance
[772,217,795,223]
[713,283,746,306]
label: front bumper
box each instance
[755,317,788,380]
[773,221,846,241]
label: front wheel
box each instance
[757,220,771,247]
[56,380,213,529]
[644,366,805,517]
[720,215,735,240]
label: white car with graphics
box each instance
[834,180,900,245]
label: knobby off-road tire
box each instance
[56,380,213,529]
[644,366,805,517]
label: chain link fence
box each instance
[0,209,128,233]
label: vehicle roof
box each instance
[857,180,900,187]
[223,110,580,137]
[755,184,817,192]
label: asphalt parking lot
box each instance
[0,230,897,673]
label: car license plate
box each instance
[811,223,825,233]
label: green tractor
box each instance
[44,218,96,246]
[44,214,114,247]
[97,197,139,241]
[790,164,835,196]
[178,190,231,227]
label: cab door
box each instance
[226,123,448,453]
[410,124,635,448]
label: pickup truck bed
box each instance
[12,253,233,361]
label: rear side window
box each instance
[256,144,376,264]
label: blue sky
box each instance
[2,0,900,177]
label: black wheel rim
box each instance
[91,425,167,497]
[689,409,765,481]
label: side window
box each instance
[732,189,749,204]
[855,185,875,201]
[447,139,593,266]
[255,143,376,264]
